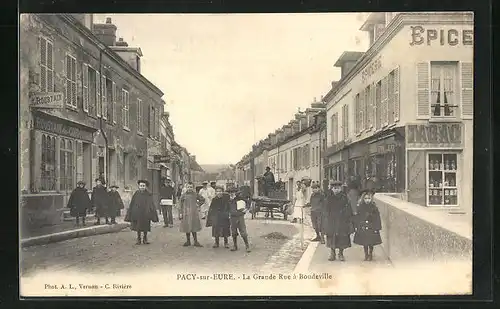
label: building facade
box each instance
[324,12,473,213]
[20,14,164,223]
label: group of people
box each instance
[66,178,125,227]
[287,175,382,262]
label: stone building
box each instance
[19,14,164,227]
[324,12,473,213]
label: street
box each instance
[20,215,304,278]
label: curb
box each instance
[293,241,319,273]
[21,222,130,248]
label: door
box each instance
[98,157,105,182]
[288,178,294,201]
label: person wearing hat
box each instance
[179,182,205,247]
[210,181,217,190]
[228,187,251,252]
[309,182,326,243]
[206,186,231,248]
[198,181,215,220]
[125,180,159,245]
[66,181,92,227]
[323,180,354,261]
[159,178,176,228]
[262,167,275,197]
[107,184,124,224]
[91,178,109,225]
[353,189,382,261]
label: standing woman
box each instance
[206,186,231,248]
[292,181,307,224]
[125,180,159,245]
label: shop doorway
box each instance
[288,178,294,201]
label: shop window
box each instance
[60,138,75,191]
[430,62,458,118]
[40,134,57,191]
[428,153,458,206]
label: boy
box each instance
[125,180,159,245]
[228,188,251,252]
[107,184,124,224]
[309,183,325,244]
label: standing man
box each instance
[107,184,124,224]
[159,177,176,228]
[198,181,215,220]
[323,180,353,261]
[125,180,159,245]
[179,182,205,247]
[263,167,275,197]
[91,178,109,225]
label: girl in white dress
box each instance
[292,181,309,223]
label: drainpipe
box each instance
[98,50,109,185]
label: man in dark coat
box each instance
[91,178,109,225]
[263,167,275,197]
[67,181,91,227]
[125,180,159,245]
[206,186,231,248]
[159,178,176,228]
[107,184,124,224]
[323,180,353,261]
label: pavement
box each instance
[20,214,303,279]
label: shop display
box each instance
[427,153,458,206]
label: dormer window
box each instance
[360,13,386,46]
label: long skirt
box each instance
[211,216,231,238]
[131,219,152,232]
[292,204,304,219]
[353,229,382,246]
[326,233,351,249]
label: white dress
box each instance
[293,190,305,219]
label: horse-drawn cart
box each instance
[250,196,290,220]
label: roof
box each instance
[359,12,386,31]
[110,46,143,57]
[334,51,365,67]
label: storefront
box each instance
[405,122,463,207]
[347,142,369,179]
[324,144,348,182]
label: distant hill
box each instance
[200,164,230,174]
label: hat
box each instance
[137,179,149,186]
[109,184,119,189]
[77,180,86,186]
[202,181,208,185]
[210,181,216,184]
[360,188,376,195]
[266,166,271,170]
[227,187,238,193]
[330,180,343,186]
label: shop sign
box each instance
[34,116,93,142]
[29,92,64,109]
[153,155,171,163]
[406,123,462,148]
[361,56,382,84]
[410,26,473,46]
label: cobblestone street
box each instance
[21,215,305,278]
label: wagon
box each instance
[250,196,290,220]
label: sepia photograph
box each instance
[19,11,473,297]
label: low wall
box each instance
[374,194,472,263]
[20,194,64,236]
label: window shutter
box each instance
[82,64,89,112]
[46,41,53,92]
[393,66,400,122]
[96,71,101,117]
[112,82,117,124]
[102,76,107,120]
[381,76,388,126]
[460,62,473,119]
[345,105,349,139]
[370,83,375,128]
[416,62,430,119]
[359,89,365,131]
[64,55,69,106]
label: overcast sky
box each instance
[94,13,369,165]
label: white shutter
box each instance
[137,99,142,133]
[102,75,107,120]
[381,76,388,126]
[82,64,89,112]
[393,66,400,122]
[460,62,473,119]
[416,62,430,119]
[112,82,117,124]
[345,105,349,139]
[359,89,365,131]
[96,71,101,117]
[71,58,77,108]
[46,41,53,92]
[64,55,69,106]
[370,83,376,128]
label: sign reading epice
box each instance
[410,26,473,46]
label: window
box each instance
[39,37,54,93]
[96,71,101,117]
[88,68,97,116]
[102,75,107,120]
[122,89,130,129]
[149,106,156,137]
[106,79,113,122]
[354,94,360,134]
[381,76,389,127]
[137,99,143,134]
[364,85,370,129]
[431,62,458,117]
[388,68,400,123]
[331,113,339,145]
[342,104,349,140]
[40,134,57,191]
[427,153,458,206]
[284,152,288,172]
[76,141,84,183]
[65,55,77,108]
[82,64,89,112]
[375,81,382,129]
[112,82,117,124]
[60,138,75,191]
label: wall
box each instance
[375,194,472,264]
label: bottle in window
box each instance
[451,160,456,171]
[445,160,450,170]
[444,189,450,204]
[444,179,449,187]
[439,161,444,170]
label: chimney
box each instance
[284,124,293,137]
[92,17,117,46]
[116,37,129,47]
[334,51,364,78]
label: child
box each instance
[228,188,251,252]
[353,189,382,261]
[206,186,231,248]
[107,184,124,224]
[309,183,325,244]
[67,181,91,227]
[125,180,159,245]
[179,182,205,247]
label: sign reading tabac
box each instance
[406,123,463,148]
[29,92,64,109]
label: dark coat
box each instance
[206,194,231,237]
[353,201,382,246]
[67,187,91,217]
[125,190,159,232]
[159,185,177,204]
[91,185,109,217]
[179,191,205,233]
[323,191,353,237]
[108,190,125,217]
[263,171,275,187]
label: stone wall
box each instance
[374,194,472,264]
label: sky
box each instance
[94,13,370,165]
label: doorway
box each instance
[288,178,294,201]
[98,156,104,182]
